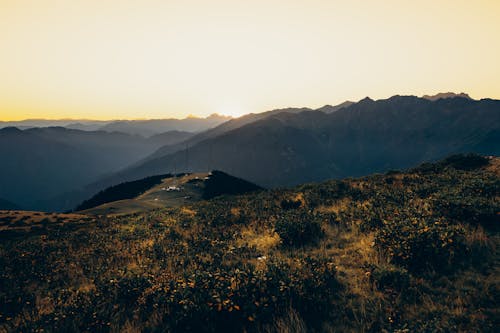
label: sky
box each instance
[0,0,499,120]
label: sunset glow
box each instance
[0,0,499,120]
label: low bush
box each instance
[370,265,410,291]
[275,211,323,247]
[360,217,384,232]
[375,219,467,273]
[280,198,302,210]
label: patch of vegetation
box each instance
[280,198,302,210]
[370,264,410,291]
[375,218,467,273]
[275,211,323,247]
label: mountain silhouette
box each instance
[3,94,498,211]
[0,114,230,137]
[97,114,230,137]
[85,95,500,197]
[422,92,471,101]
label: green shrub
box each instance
[280,198,302,210]
[360,217,384,232]
[275,211,323,247]
[375,219,467,273]
[436,197,500,231]
[370,265,410,291]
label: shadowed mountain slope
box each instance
[89,96,500,193]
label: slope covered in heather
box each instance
[1,154,498,332]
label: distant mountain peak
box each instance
[422,92,472,101]
[316,101,354,113]
[359,96,373,103]
[186,113,231,120]
[0,126,22,134]
[207,113,232,119]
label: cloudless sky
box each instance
[0,0,499,120]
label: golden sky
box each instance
[0,0,499,120]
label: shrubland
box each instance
[0,154,498,332]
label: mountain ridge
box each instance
[85,95,499,197]
[422,92,472,101]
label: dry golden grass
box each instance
[35,295,55,316]
[180,207,197,217]
[237,225,281,253]
[126,260,141,272]
[139,238,155,249]
[315,198,352,215]
[262,308,307,333]
[77,280,97,293]
[311,221,387,331]
[486,156,500,176]
[465,225,493,249]
[293,193,306,207]
[112,320,142,333]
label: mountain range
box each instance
[422,92,471,101]
[1,93,498,211]
[0,127,196,210]
[86,95,499,201]
[0,114,230,137]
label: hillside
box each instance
[76,171,262,215]
[0,154,498,332]
[142,107,315,162]
[89,95,500,193]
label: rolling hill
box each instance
[76,171,262,215]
